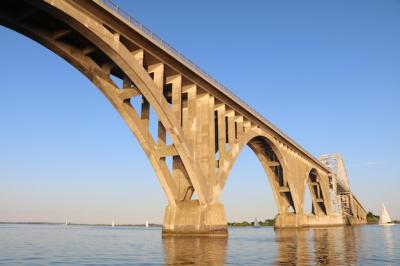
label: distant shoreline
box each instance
[0,222,162,227]
[1,221,397,227]
[228,219,275,227]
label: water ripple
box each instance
[0,224,399,265]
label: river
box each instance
[0,224,398,265]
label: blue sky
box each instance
[0,0,399,223]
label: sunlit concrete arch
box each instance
[217,128,298,216]
[0,0,367,235]
[304,168,328,216]
[0,0,212,208]
[1,1,200,207]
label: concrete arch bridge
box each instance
[0,0,366,236]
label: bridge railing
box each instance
[97,1,253,108]
[95,0,330,173]
[96,0,270,121]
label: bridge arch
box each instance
[218,128,298,216]
[0,0,212,208]
[305,168,327,216]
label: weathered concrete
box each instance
[0,0,366,236]
[275,213,344,229]
[163,201,227,236]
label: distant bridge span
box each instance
[0,0,366,235]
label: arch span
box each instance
[218,131,298,216]
[247,136,297,215]
[0,0,209,207]
[305,168,327,216]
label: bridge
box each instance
[0,0,367,236]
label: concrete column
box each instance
[216,104,226,171]
[172,156,193,200]
[147,62,164,102]
[167,74,182,124]
[226,110,235,149]
[243,120,251,133]
[196,93,210,177]
[182,85,197,152]
[235,116,244,139]
[163,200,227,236]
[207,95,216,186]
[132,49,144,66]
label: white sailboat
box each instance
[145,220,149,228]
[379,203,394,225]
[111,220,115,227]
[254,217,260,228]
[65,220,68,226]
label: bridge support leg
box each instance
[274,213,344,229]
[274,213,309,229]
[162,200,228,236]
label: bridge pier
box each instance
[274,213,344,229]
[162,200,228,236]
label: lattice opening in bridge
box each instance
[308,169,327,215]
[180,92,188,127]
[163,83,173,105]
[249,137,297,214]
[110,74,123,89]
[304,182,315,215]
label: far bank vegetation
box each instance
[228,219,274,227]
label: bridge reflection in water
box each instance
[162,236,228,265]
[1,224,398,264]
[276,227,361,265]
[162,227,363,265]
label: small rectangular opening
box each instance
[214,110,219,153]
[181,93,188,127]
[225,116,229,143]
[234,122,238,139]
[163,83,173,104]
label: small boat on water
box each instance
[65,220,68,226]
[379,203,394,226]
[145,220,149,228]
[111,220,115,227]
[254,217,260,228]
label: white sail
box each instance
[111,220,115,227]
[379,203,392,224]
[145,220,149,228]
[254,217,259,227]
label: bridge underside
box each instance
[0,0,366,235]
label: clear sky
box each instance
[0,0,399,224]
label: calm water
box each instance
[0,224,399,265]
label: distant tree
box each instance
[366,211,379,224]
